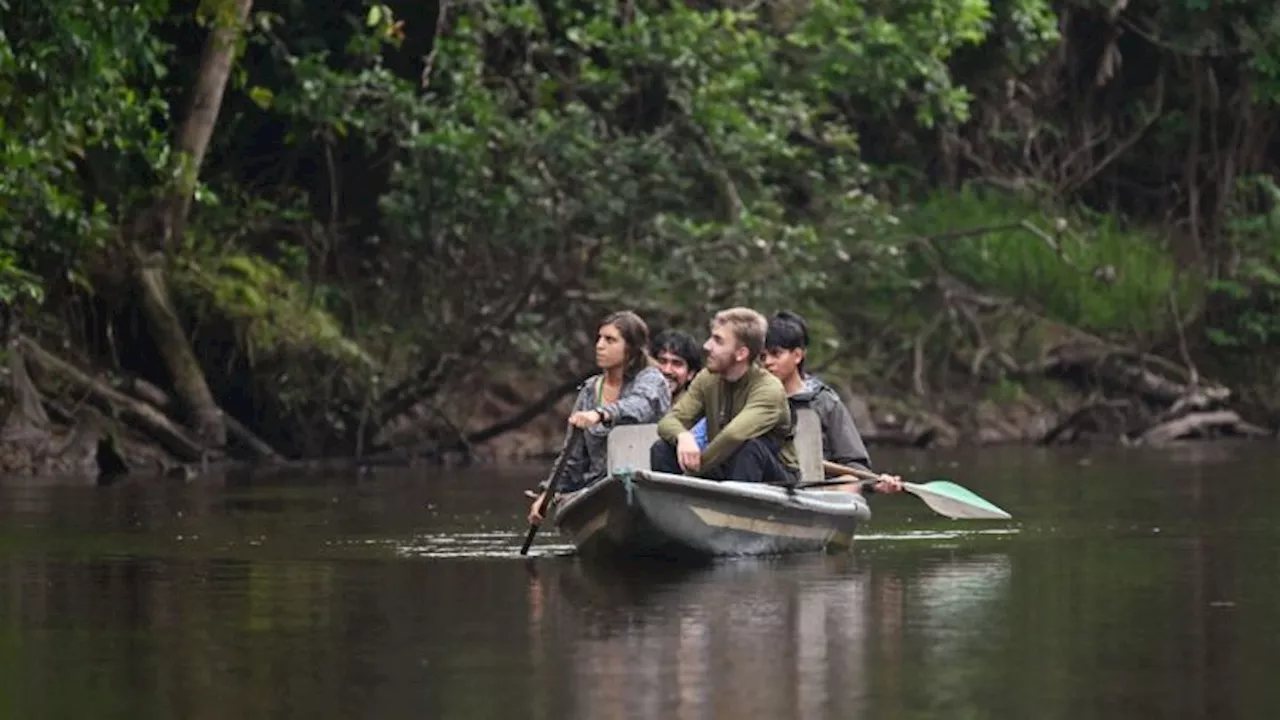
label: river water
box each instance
[1,441,1278,719]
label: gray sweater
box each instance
[790,375,871,473]
[544,365,671,492]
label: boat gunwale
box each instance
[552,468,871,530]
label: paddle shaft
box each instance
[795,461,884,492]
[822,460,881,482]
[519,427,585,556]
[823,459,1012,519]
[798,477,877,490]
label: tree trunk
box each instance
[130,0,254,450]
[134,256,226,447]
[166,0,255,248]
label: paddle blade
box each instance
[902,480,1011,520]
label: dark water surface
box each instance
[2,442,1279,719]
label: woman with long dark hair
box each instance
[528,311,671,523]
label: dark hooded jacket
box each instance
[789,374,871,473]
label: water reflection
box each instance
[3,441,1280,719]
[530,551,1012,719]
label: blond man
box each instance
[651,307,798,486]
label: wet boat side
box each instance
[552,470,870,559]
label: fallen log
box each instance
[122,377,171,409]
[881,259,1277,445]
[114,374,281,462]
[1152,390,1224,424]
[1135,410,1271,446]
[18,335,205,462]
[223,413,283,462]
[1037,341,1231,407]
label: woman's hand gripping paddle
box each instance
[519,427,586,555]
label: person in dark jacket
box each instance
[762,311,901,494]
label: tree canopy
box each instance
[3,0,1279,462]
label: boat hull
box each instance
[552,470,870,560]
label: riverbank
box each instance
[6,192,1280,480]
[5,336,1275,483]
[6,187,1280,480]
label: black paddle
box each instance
[519,426,585,556]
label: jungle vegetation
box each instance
[2,0,1278,471]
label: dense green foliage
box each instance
[907,188,1197,337]
[0,0,169,302]
[3,0,1280,453]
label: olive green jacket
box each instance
[656,365,797,473]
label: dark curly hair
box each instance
[651,329,703,375]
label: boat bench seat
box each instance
[605,408,825,485]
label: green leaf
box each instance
[1246,263,1280,286]
[248,85,274,109]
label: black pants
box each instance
[650,438,798,487]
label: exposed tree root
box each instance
[20,335,206,462]
[7,335,283,478]
[1,339,127,479]
[1038,399,1138,445]
[2,335,50,442]
[872,252,1277,447]
[106,370,281,463]
[1030,343,1268,444]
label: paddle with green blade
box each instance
[819,460,1012,520]
[519,426,585,556]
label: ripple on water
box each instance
[384,527,1020,558]
[857,527,1022,541]
[367,526,1022,559]
[391,531,576,559]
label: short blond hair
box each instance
[711,307,768,357]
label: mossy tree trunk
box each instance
[133,256,225,448]
[132,0,254,450]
